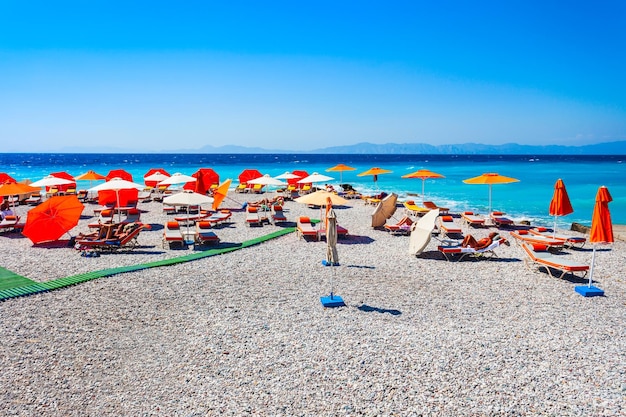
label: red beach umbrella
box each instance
[576,186,613,297]
[185,168,219,195]
[106,169,133,182]
[549,179,574,236]
[50,171,77,193]
[23,195,84,244]
[143,168,171,188]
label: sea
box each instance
[2,153,625,227]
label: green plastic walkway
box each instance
[0,227,295,301]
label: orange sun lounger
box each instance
[460,211,485,227]
[438,237,509,261]
[521,243,589,279]
[529,227,586,249]
[509,230,565,251]
[438,215,462,236]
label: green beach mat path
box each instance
[0,226,296,301]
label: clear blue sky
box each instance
[1,1,625,152]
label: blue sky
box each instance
[1,1,625,152]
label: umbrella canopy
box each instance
[158,173,196,186]
[185,168,219,195]
[358,167,392,188]
[0,173,16,184]
[463,172,519,214]
[297,172,334,184]
[583,186,614,292]
[238,169,263,184]
[274,171,301,180]
[89,177,144,218]
[371,193,398,227]
[106,169,133,182]
[248,174,286,187]
[326,163,356,185]
[295,190,348,206]
[408,208,440,255]
[144,172,170,184]
[0,182,40,197]
[402,169,445,203]
[30,175,75,188]
[75,170,106,181]
[22,195,84,244]
[163,190,214,206]
[288,170,310,187]
[212,179,232,210]
[549,178,574,235]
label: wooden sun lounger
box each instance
[521,243,589,279]
[509,230,565,251]
[529,227,586,249]
[461,211,485,227]
[77,222,147,252]
[438,215,462,236]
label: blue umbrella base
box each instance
[321,260,339,266]
[321,294,345,308]
[575,285,605,297]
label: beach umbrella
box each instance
[462,173,519,215]
[158,173,196,187]
[106,169,133,182]
[144,172,170,185]
[297,172,334,185]
[0,182,40,209]
[320,197,345,307]
[549,179,574,237]
[163,190,214,237]
[402,169,445,204]
[212,179,232,210]
[576,186,613,297]
[50,171,76,193]
[186,168,219,195]
[358,167,393,189]
[88,177,144,221]
[295,190,348,207]
[22,195,84,244]
[326,163,356,185]
[371,193,398,228]
[408,208,440,256]
[288,170,309,189]
[75,170,107,181]
[248,174,286,194]
[274,171,301,181]
[0,173,16,184]
[30,175,75,188]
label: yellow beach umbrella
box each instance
[402,169,445,203]
[463,172,519,214]
[326,164,356,185]
[357,167,393,189]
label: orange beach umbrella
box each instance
[463,172,519,214]
[579,186,613,295]
[326,164,356,185]
[212,179,232,210]
[402,169,445,203]
[549,179,574,235]
[358,167,393,189]
[23,195,84,244]
[75,170,106,181]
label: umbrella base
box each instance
[321,260,340,267]
[575,285,605,297]
[320,294,345,308]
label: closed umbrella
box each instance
[463,173,519,215]
[371,193,398,228]
[320,197,344,307]
[549,179,574,237]
[22,195,84,244]
[402,169,445,204]
[576,186,613,297]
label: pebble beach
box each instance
[1,191,625,416]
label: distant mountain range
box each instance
[56,140,626,154]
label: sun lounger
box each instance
[461,211,485,227]
[423,201,449,214]
[509,230,565,251]
[317,224,348,241]
[404,200,429,216]
[438,215,462,236]
[25,193,42,205]
[246,206,262,226]
[271,205,287,224]
[88,209,115,228]
[195,221,220,245]
[162,221,185,248]
[250,183,264,194]
[205,210,233,226]
[297,216,318,239]
[77,222,147,252]
[384,215,413,235]
[438,237,509,261]
[0,215,23,232]
[521,242,589,279]
[529,227,586,249]
[490,211,514,227]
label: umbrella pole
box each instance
[553,215,558,239]
[422,179,426,204]
[588,245,597,288]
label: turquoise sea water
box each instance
[2,153,625,227]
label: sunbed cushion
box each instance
[492,211,503,215]
[517,230,529,235]
[198,221,211,229]
[532,243,548,252]
[248,207,257,213]
[167,221,179,229]
[4,215,16,221]
[129,208,139,214]
[273,205,282,210]
[406,200,414,205]
[464,211,473,215]
[536,227,548,232]
[441,215,453,222]
[102,209,113,216]
[299,216,310,223]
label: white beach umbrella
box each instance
[30,175,74,188]
[162,190,214,206]
[247,174,287,187]
[297,172,334,184]
[274,171,301,180]
[157,172,196,186]
[144,172,170,183]
[88,177,144,221]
